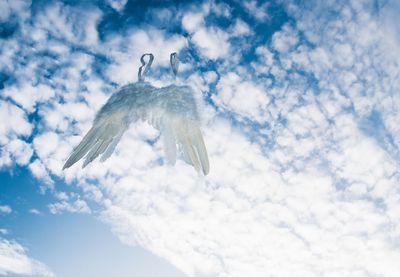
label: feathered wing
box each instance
[63,112,126,169]
[63,83,209,175]
[147,85,210,175]
[63,83,155,169]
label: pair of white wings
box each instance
[63,82,210,175]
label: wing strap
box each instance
[170,52,179,80]
[138,53,154,82]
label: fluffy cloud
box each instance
[34,2,102,47]
[0,205,12,215]
[1,139,32,167]
[182,7,232,60]
[48,198,91,214]
[231,19,252,36]
[98,116,400,277]
[0,101,33,167]
[0,238,54,277]
[0,101,32,145]
[3,84,54,113]
[182,12,204,33]
[243,0,269,21]
[0,0,31,22]
[106,0,128,12]
[212,72,270,122]
[191,27,231,60]
[271,24,298,53]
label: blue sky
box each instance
[1,167,185,277]
[1,0,400,276]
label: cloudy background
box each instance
[1,0,400,276]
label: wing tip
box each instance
[62,159,74,170]
[202,165,210,175]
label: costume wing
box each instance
[63,53,209,175]
[63,82,156,169]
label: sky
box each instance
[0,0,399,276]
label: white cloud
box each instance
[208,1,231,18]
[181,8,231,60]
[0,0,31,22]
[191,27,231,60]
[1,139,33,166]
[379,0,400,56]
[231,19,252,36]
[0,238,54,277]
[96,115,400,277]
[212,72,270,122]
[0,101,33,167]
[29,209,42,215]
[0,1,12,21]
[0,205,12,215]
[251,46,275,74]
[33,132,60,160]
[272,24,299,53]
[0,101,32,145]
[243,0,269,21]
[28,159,53,187]
[203,71,218,84]
[48,198,91,215]
[182,12,204,33]
[333,43,355,68]
[106,0,128,12]
[34,2,102,47]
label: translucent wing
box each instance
[63,82,156,169]
[63,83,209,175]
[146,85,210,175]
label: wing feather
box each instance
[162,119,177,165]
[82,138,108,168]
[99,131,123,162]
[147,85,210,175]
[175,119,209,175]
[63,126,101,169]
[188,126,209,175]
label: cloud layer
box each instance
[0,238,54,277]
[1,0,399,276]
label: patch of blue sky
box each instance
[0,19,18,39]
[91,0,203,44]
[0,168,185,277]
[359,110,400,160]
[1,168,49,221]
